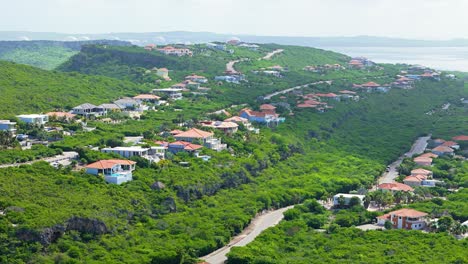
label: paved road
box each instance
[0,151,78,169]
[201,206,294,264]
[262,49,284,60]
[263,81,330,100]
[226,59,248,74]
[378,135,431,184]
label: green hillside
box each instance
[0,40,131,70]
[0,43,467,263]
[0,61,145,116]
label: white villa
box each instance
[85,159,136,184]
[16,114,49,125]
[0,120,17,135]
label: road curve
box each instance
[262,49,284,60]
[378,135,430,184]
[201,205,294,264]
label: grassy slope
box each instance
[0,46,78,70]
[0,61,146,116]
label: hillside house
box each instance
[114,97,141,109]
[441,141,460,150]
[185,74,208,83]
[376,209,428,230]
[353,82,390,93]
[240,108,285,126]
[72,103,106,117]
[157,46,193,56]
[207,42,227,51]
[452,135,468,141]
[224,116,259,133]
[348,57,375,69]
[238,43,260,50]
[101,146,150,158]
[333,193,365,207]
[201,121,239,134]
[151,67,171,81]
[152,88,183,100]
[392,76,414,89]
[413,156,433,166]
[46,112,76,122]
[173,128,227,151]
[0,120,16,135]
[17,114,49,125]
[144,44,156,51]
[431,146,454,156]
[133,94,161,104]
[411,168,433,178]
[403,174,438,187]
[215,75,244,84]
[85,159,136,185]
[97,103,124,112]
[166,141,203,154]
[377,182,414,193]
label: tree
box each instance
[437,216,454,233]
[384,220,393,230]
[337,195,346,208]
[349,196,362,208]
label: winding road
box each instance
[262,49,284,60]
[201,206,294,264]
[378,135,431,184]
[263,81,331,100]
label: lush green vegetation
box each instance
[0,61,146,116]
[0,40,130,70]
[0,42,466,263]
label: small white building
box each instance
[0,120,17,135]
[16,114,49,125]
[101,146,150,158]
[333,193,365,206]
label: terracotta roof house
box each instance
[452,135,468,141]
[170,129,184,135]
[377,182,414,192]
[339,90,357,95]
[47,112,76,121]
[432,146,455,156]
[441,141,460,149]
[167,141,203,154]
[260,104,277,111]
[240,108,285,125]
[403,175,426,187]
[185,74,208,83]
[418,152,438,159]
[224,116,249,124]
[133,94,161,103]
[201,121,239,134]
[376,209,428,230]
[413,156,433,166]
[174,128,214,143]
[85,159,136,185]
[411,169,433,177]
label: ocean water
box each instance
[319,46,468,72]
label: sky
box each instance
[1,0,468,39]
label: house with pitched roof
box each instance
[46,112,76,122]
[353,82,390,93]
[185,74,208,83]
[411,168,433,178]
[452,135,468,141]
[72,103,106,117]
[85,159,136,184]
[173,128,227,151]
[431,146,454,156]
[157,46,193,56]
[133,94,161,104]
[376,208,428,230]
[201,121,239,134]
[377,182,414,193]
[167,141,203,154]
[413,156,433,166]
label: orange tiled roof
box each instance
[432,146,454,153]
[411,168,432,175]
[174,128,213,139]
[389,208,428,218]
[86,159,136,169]
[452,135,468,141]
[46,112,76,119]
[418,152,438,159]
[378,182,414,192]
[133,94,161,100]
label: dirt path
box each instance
[262,49,284,60]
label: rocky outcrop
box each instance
[16,217,108,246]
[66,217,108,235]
